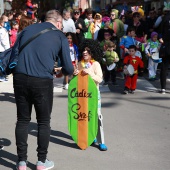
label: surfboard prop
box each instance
[68,72,98,150]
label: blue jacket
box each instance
[120,36,137,49]
[12,22,74,79]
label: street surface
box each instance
[0,72,170,170]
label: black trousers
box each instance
[160,56,170,89]
[160,42,170,90]
[13,74,53,162]
[104,66,116,83]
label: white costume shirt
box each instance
[0,26,10,52]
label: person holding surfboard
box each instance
[73,46,108,151]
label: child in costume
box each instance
[74,39,107,151]
[64,32,79,90]
[26,0,38,19]
[145,32,161,81]
[120,26,143,58]
[84,8,94,39]
[100,29,113,52]
[97,16,114,42]
[10,20,19,47]
[123,45,144,94]
[103,41,119,86]
[93,13,102,40]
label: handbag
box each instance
[0,27,59,75]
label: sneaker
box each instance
[93,138,98,145]
[130,90,135,94]
[0,77,6,82]
[123,90,128,94]
[99,143,108,151]
[64,83,69,90]
[0,145,4,150]
[161,89,166,94]
[36,159,54,170]
[16,161,27,170]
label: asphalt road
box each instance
[0,72,170,170]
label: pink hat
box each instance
[102,16,110,23]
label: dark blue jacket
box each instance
[13,22,74,79]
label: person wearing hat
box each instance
[145,32,161,81]
[158,1,170,94]
[10,20,19,47]
[110,9,124,40]
[97,16,114,42]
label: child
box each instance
[97,16,114,42]
[93,13,102,40]
[64,32,79,90]
[1,15,11,35]
[123,45,144,94]
[145,32,161,81]
[84,8,94,39]
[120,26,137,58]
[100,30,113,52]
[10,20,19,47]
[73,42,107,151]
[103,41,119,86]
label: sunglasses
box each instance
[74,11,80,15]
[104,34,111,36]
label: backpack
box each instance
[0,27,59,75]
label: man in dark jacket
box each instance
[13,10,74,170]
[72,9,88,44]
[159,7,170,94]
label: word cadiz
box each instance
[70,88,92,98]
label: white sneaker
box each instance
[0,77,6,82]
[161,89,166,94]
[64,83,69,90]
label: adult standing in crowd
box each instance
[62,9,76,34]
[110,9,124,42]
[159,3,170,94]
[146,10,157,39]
[13,10,74,170]
[110,9,124,56]
[72,8,87,44]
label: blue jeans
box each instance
[13,74,53,162]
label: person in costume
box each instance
[110,9,124,40]
[93,13,102,40]
[103,41,119,86]
[84,8,94,39]
[123,45,144,94]
[74,39,107,151]
[97,16,114,42]
[26,0,38,19]
[120,26,142,59]
[100,29,113,52]
[63,32,79,90]
[145,32,161,81]
[128,7,147,43]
